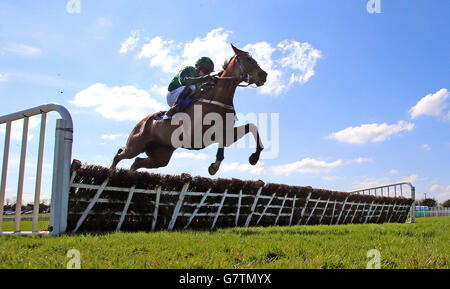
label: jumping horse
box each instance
[109,44,268,175]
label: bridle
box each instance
[234,55,251,84]
[197,53,259,112]
[214,54,257,87]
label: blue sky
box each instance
[0,0,449,204]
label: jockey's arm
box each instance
[183,75,215,86]
[178,66,214,87]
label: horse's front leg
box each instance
[227,123,264,165]
[208,147,224,175]
[243,123,264,166]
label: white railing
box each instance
[0,104,73,235]
[415,207,450,218]
[349,182,416,223]
[68,172,414,232]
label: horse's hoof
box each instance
[249,153,259,166]
[208,165,218,176]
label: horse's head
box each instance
[230,44,268,87]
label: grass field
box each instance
[1,214,50,232]
[0,217,448,269]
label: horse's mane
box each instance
[217,56,234,77]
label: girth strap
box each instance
[196,99,234,111]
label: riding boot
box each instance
[166,86,193,117]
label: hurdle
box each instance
[0,104,73,235]
[1,104,417,235]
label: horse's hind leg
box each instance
[130,146,175,172]
[109,146,141,172]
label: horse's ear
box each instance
[231,44,246,56]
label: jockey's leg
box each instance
[166,85,194,117]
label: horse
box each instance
[109,44,268,175]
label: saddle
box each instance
[154,82,216,120]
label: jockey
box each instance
[165,57,215,117]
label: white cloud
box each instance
[429,184,450,202]
[70,83,166,121]
[172,152,209,160]
[352,177,390,190]
[277,40,322,85]
[0,73,8,82]
[348,157,371,164]
[272,158,343,176]
[137,28,322,95]
[244,42,287,95]
[421,144,431,151]
[389,169,398,175]
[101,134,124,141]
[181,28,233,71]
[409,88,449,119]
[401,174,418,183]
[138,36,181,73]
[149,84,168,99]
[328,120,415,144]
[322,175,346,182]
[1,43,42,57]
[120,31,140,54]
[221,161,265,175]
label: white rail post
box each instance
[274,194,288,226]
[289,196,296,226]
[185,188,211,229]
[235,189,243,226]
[168,183,189,231]
[0,122,11,233]
[245,187,262,227]
[116,186,135,231]
[305,198,320,225]
[256,193,276,226]
[410,186,416,223]
[14,117,29,233]
[151,187,161,231]
[211,189,228,230]
[50,118,73,235]
[32,113,47,233]
[336,197,349,224]
[319,198,330,223]
[297,192,312,225]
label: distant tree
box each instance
[442,199,450,208]
[419,198,437,207]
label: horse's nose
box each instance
[259,71,267,82]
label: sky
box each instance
[0,0,449,204]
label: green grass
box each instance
[0,217,448,269]
[1,214,50,232]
